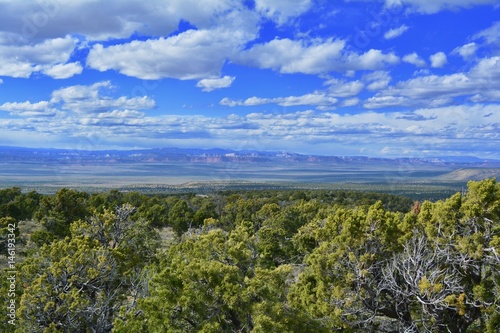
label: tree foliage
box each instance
[289,179,500,332]
[16,205,159,333]
[115,222,323,333]
[1,179,498,332]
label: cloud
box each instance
[207,104,499,156]
[473,21,500,45]
[51,81,156,113]
[255,0,312,25]
[430,52,447,68]
[468,56,500,101]
[2,87,499,157]
[0,0,497,158]
[42,62,83,79]
[453,42,478,59]
[236,38,399,74]
[87,26,256,80]
[235,38,345,74]
[97,110,145,119]
[384,25,409,39]
[0,0,247,41]
[0,35,77,78]
[79,110,147,127]
[0,101,58,117]
[364,95,411,109]
[402,52,426,67]
[386,0,497,14]
[351,49,400,70]
[364,73,471,108]
[220,71,395,110]
[363,71,392,91]
[470,56,500,79]
[324,79,364,97]
[450,22,500,62]
[196,76,235,92]
[0,1,260,81]
[341,98,360,107]
[363,56,500,108]
[0,81,159,146]
[220,93,338,108]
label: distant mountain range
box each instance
[1,146,499,167]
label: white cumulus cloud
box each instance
[236,38,399,75]
[0,0,247,41]
[384,25,409,39]
[473,21,500,45]
[453,42,478,59]
[402,52,427,67]
[0,101,58,117]
[255,0,312,25]
[363,56,500,108]
[363,71,392,91]
[196,76,235,92]
[87,27,255,80]
[42,62,83,79]
[0,36,77,78]
[324,79,364,97]
[51,81,156,113]
[430,52,447,68]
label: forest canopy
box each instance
[0,180,499,332]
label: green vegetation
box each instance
[0,180,499,332]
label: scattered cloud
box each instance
[473,21,500,45]
[364,95,410,109]
[430,52,447,68]
[84,104,497,152]
[255,0,312,25]
[364,56,500,108]
[196,76,235,92]
[0,36,77,78]
[363,71,392,91]
[50,81,156,113]
[235,38,399,74]
[43,62,83,79]
[0,0,248,41]
[235,38,345,74]
[386,0,497,14]
[324,78,364,97]
[0,101,58,117]
[219,70,395,110]
[220,93,338,108]
[453,42,478,59]
[402,52,426,67]
[341,98,360,107]
[351,49,400,70]
[2,82,499,157]
[87,27,256,80]
[0,1,498,158]
[384,25,409,39]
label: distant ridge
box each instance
[0,146,499,167]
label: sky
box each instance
[0,0,499,158]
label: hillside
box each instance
[436,168,500,181]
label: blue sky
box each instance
[0,0,499,158]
